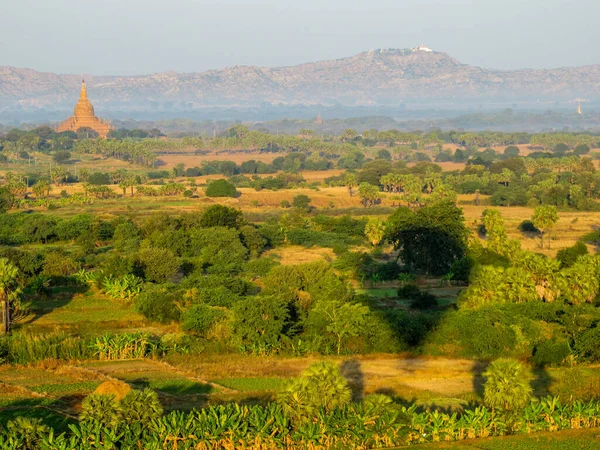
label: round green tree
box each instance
[205,179,237,197]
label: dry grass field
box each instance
[158,151,280,168]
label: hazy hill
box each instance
[1,48,599,112]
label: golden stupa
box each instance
[57,80,112,138]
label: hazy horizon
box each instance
[1,0,599,76]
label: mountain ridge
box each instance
[1,48,599,111]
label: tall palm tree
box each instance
[0,258,21,335]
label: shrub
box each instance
[574,328,600,362]
[53,151,71,163]
[581,230,600,245]
[120,389,163,425]
[137,247,180,283]
[233,295,290,353]
[410,292,439,310]
[88,172,111,185]
[532,339,572,367]
[450,256,474,283]
[113,222,140,252]
[80,394,120,426]
[135,285,181,323]
[574,144,590,155]
[518,220,539,233]
[181,304,227,335]
[42,251,80,278]
[556,241,588,268]
[242,257,281,277]
[185,167,202,177]
[292,194,312,210]
[205,179,237,197]
[397,284,421,299]
[200,205,242,229]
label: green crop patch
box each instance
[214,377,287,392]
[29,381,101,395]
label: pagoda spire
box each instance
[80,79,88,100]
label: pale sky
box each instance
[1,0,599,76]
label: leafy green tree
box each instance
[181,304,227,336]
[232,295,290,353]
[385,201,469,275]
[483,358,533,413]
[292,194,312,210]
[53,151,71,163]
[205,179,237,197]
[311,301,369,355]
[277,361,351,418]
[342,128,358,142]
[113,222,140,252]
[240,225,266,257]
[503,145,520,158]
[532,205,559,249]
[187,227,248,272]
[137,247,180,283]
[134,284,181,323]
[42,251,80,277]
[200,205,243,229]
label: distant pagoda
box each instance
[315,113,324,125]
[57,80,112,138]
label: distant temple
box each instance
[577,100,582,115]
[315,113,323,125]
[57,80,112,138]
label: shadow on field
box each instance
[0,395,80,433]
[532,366,554,397]
[340,359,365,401]
[472,360,489,397]
[17,283,89,329]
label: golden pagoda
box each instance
[57,80,112,138]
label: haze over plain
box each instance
[1,0,599,75]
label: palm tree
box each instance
[0,258,21,335]
[532,205,559,249]
[345,173,357,197]
[483,358,533,413]
[32,180,51,198]
[277,361,351,419]
[365,218,386,247]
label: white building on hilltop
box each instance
[413,44,433,52]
